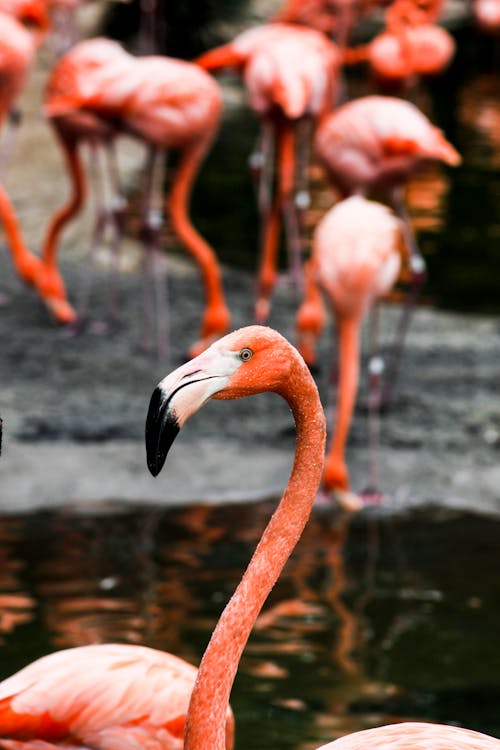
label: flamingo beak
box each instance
[145,348,241,477]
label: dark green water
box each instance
[1,504,499,748]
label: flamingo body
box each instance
[43,38,230,350]
[0,643,234,750]
[314,196,401,318]
[318,720,500,749]
[369,23,455,80]
[316,95,461,197]
[198,23,340,321]
[296,196,401,494]
[46,41,222,150]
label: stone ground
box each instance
[0,16,499,518]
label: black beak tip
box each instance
[145,386,180,478]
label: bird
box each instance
[296,196,403,504]
[0,324,324,750]
[472,0,500,33]
[315,94,461,399]
[0,642,235,750]
[315,95,461,204]
[196,23,341,323]
[42,37,231,357]
[366,0,455,84]
[148,327,500,749]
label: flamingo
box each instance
[296,196,403,504]
[315,94,461,398]
[367,0,455,83]
[472,0,500,33]
[42,37,231,357]
[196,23,340,323]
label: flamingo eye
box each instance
[239,348,253,362]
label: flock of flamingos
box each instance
[0,0,499,747]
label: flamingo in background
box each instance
[367,0,455,84]
[196,23,340,323]
[42,37,231,357]
[315,94,461,398]
[472,0,500,32]
[296,196,403,505]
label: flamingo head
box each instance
[145,325,304,477]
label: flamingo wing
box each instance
[319,721,500,749]
[0,644,199,749]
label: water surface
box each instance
[1,504,499,748]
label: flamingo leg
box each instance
[279,121,303,292]
[365,302,385,498]
[249,121,275,219]
[0,108,22,177]
[382,185,427,405]
[139,146,169,362]
[104,142,127,328]
[294,116,312,215]
[73,144,109,331]
[254,189,280,324]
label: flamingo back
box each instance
[45,42,222,149]
[242,27,340,118]
[0,643,234,750]
[44,38,132,118]
[318,720,500,749]
[314,195,401,317]
[316,95,461,193]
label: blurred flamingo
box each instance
[273,0,392,50]
[196,23,340,322]
[315,94,461,398]
[296,196,403,504]
[472,0,500,33]
[42,37,231,357]
[367,0,455,84]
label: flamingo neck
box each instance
[42,135,86,267]
[168,143,226,309]
[184,360,326,750]
[324,315,361,491]
[0,182,41,284]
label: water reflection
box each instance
[1,504,499,748]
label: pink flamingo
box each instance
[315,94,461,397]
[296,196,403,505]
[472,0,500,32]
[1,325,499,749]
[367,0,455,83]
[196,23,340,323]
[43,37,231,357]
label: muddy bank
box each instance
[1,235,499,515]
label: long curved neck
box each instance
[185,362,326,750]
[168,142,226,310]
[0,182,41,284]
[42,134,86,267]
